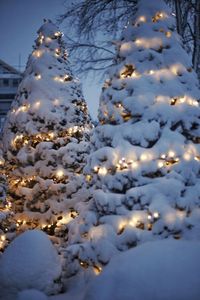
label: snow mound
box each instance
[84,240,200,300]
[17,289,48,300]
[0,230,62,298]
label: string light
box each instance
[165,31,172,38]
[34,101,41,109]
[93,265,102,275]
[33,50,42,58]
[98,167,107,176]
[138,16,146,22]
[56,169,64,178]
[183,152,191,161]
[168,150,175,158]
[35,74,41,80]
[153,212,159,219]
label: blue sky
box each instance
[0,0,101,119]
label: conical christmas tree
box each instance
[65,0,200,277]
[2,20,92,247]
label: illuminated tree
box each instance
[65,0,200,277]
[2,20,92,248]
[0,147,15,251]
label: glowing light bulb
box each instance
[35,74,41,80]
[138,16,146,22]
[56,169,64,178]
[131,161,138,169]
[149,70,154,75]
[34,101,41,109]
[94,166,99,172]
[33,50,42,58]
[165,31,172,38]
[153,212,159,219]
[140,153,148,161]
[0,235,5,242]
[183,153,191,161]
[98,167,107,176]
[49,132,54,139]
[86,174,92,182]
[168,150,175,158]
[93,265,102,275]
[135,39,142,45]
[158,161,164,168]
[147,214,152,220]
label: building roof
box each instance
[0,59,22,76]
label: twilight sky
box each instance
[0,0,101,119]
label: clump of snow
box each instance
[0,230,62,299]
[84,240,200,300]
[17,289,48,300]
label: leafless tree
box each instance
[58,0,200,81]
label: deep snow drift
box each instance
[84,239,200,300]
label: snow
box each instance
[84,240,200,300]
[1,19,92,253]
[17,289,48,300]
[0,230,62,299]
[64,0,200,277]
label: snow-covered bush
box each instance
[65,0,200,277]
[84,240,200,300]
[0,230,62,298]
[2,20,92,247]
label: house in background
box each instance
[0,59,22,132]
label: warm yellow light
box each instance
[153,212,159,219]
[86,174,92,182]
[93,265,102,275]
[158,161,164,168]
[34,101,41,109]
[35,74,41,80]
[54,76,64,83]
[138,16,146,22]
[189,99,198,107]
[33,50,42,58]
[131,161,138,169]
[183,152,191,161]
[165,31,172,38]
[48,132,54,139]
[0,235,6,241]
[168,150,175,158]
[135,39,142,45]
[94,166,99,172]
[161,154,166,159]
[56,169,64,178]
[98,167,107,176]
[147,214,152,220]
[149,70,154,75]
[54,31,62,37]
[140,153,148,161]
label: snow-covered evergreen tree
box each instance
[65,0,200,277]
[0,147,15,251]
[2,20,92,247]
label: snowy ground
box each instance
[53,239,200,300]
